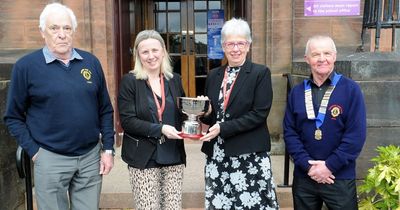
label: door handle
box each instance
[189,35,194,55]
[182,31,187,54]
[188,31,194,54]
[182,35,186,53]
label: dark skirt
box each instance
[204,137,279,210]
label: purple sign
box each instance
[304,0,360,17]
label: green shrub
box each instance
[358,145,400,210]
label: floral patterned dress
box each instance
[204,66,279,210]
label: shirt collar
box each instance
[226,59,246,73]
[227,66,241,74]
[42,46,83,64]
[307,71,336,86]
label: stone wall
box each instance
[292,52,400,179]
[0,57,25,210]
[251,0,365,153]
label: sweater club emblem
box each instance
[81,69,92,83]
[329,104,342,119]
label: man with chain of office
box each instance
[283,35,366,210]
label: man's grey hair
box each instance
[39,3,77,32]
[305,35,337,55]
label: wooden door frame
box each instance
[112,0,251,99]
[112,0,250,140]
[113,0,250,75]
[113,0,131,144]
[113,0,251,75]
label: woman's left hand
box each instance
[197,95,212,117]
[200,123,220,142]
[162,124,183,139]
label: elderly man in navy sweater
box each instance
[4,3,114,210]
[283,35,366,210]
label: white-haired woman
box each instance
[118,30,186,209]
[200,18,279,209]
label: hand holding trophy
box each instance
[178,97,210,139]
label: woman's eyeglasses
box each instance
[223,41,249,49]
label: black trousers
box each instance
[292,176,358,210]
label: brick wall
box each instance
[0,1,119,140]
[0,0,117,108]
[292,0,365,58]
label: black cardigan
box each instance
[201,59,273,157]
[118,72,186,169]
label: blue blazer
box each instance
[201,59,273,157]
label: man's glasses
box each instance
[223,41,249,49]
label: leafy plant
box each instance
[358,145,400,210]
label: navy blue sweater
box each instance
[283,75,366,179]
[4,49,114,157]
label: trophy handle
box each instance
[182,110,189,115]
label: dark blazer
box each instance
[118,72,186,169]
[201,59,273,157]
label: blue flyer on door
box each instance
[207,10,224,59]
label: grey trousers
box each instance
[33,143,102,210]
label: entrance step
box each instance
[100,142,294,209]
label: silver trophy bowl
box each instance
[178,97,210,138]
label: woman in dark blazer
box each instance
[200,18,279,209]
[118,30,186,209]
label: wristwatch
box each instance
[102,149,115,156]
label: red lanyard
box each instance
[149,74,165,123]
[223,67,239,111]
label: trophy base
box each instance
[178,133,203,139]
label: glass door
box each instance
[153,0,225,96]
